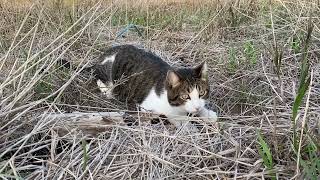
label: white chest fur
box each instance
[140,88,186,116]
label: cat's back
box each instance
[112,45,169,69]
[110,45,170,79]
[99,45,171,103]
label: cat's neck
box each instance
[140,88,186,116]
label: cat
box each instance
[90,45,217,126]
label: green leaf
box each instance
[244,41,257,65]
[228,47,237,71]
[257,131,273,169]
[257,130,276,179]
[82,139,89,171]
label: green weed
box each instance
[291,36,301,54]
[228,47,237,71]
[244,41,257,65]
[291,17,318,180]
[291,19,313,151]
[257,130,276,179]
[33,61,72,102]
[82,139,89,171]
[272,43,283,78]
[299,141,320,179]
[34,76,54,101]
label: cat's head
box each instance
[165,61,209,114]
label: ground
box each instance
[0,0,319,179]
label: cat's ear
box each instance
[166,70,181,88]
[194,61,208,81]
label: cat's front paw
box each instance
[200,109,219,129]
[200,109,218,122]
[207,110,218,122]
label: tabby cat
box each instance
[91,45,217,126]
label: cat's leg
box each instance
[168,115,199,133]
[199,108,218,122]
[167,116,184,127]
[97,80,113,99]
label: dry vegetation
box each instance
[0,0,319,179]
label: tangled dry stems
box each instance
[0,0,319,179]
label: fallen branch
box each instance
[41,111,163,136]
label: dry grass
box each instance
[0,0,319,179]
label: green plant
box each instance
[34,77,54,101]
[257,130,275,179]
[82,139,89,171]
[290,17,319,180]
[291,36,301,54]
[228,47,237,71]
[298,141,320,179]
[244,41,257,65]
[272,43,283,78]
[291,19,313,151]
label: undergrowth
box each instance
[0,0,319,179]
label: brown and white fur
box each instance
[91,45,217,127]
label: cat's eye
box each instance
[180,94,190,100]
[199,90,207,96]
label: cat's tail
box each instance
[57,45,139,82]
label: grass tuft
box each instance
[257,130,275,179]
[292,17,313,151]
[244,41,257,65]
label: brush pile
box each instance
[0,0,319,179]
